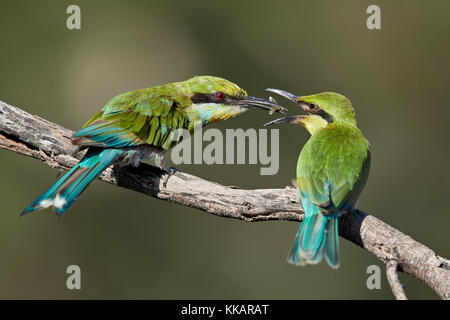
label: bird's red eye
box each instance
[216,92,225,100]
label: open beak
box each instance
[265,88,300,104]
[263,88,304,126]
[264,89,329,133]
[264,115,306,127]
[239,96,288,114]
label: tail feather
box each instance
[287,230,303,265]
[288,201,340,268]
[324,218,340,268]
[21,148,124,217]
[299,208,326,257]
[20,163,84,215]
[310,234,326,265]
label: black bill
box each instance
[239,96,288,114]
[265,88,300,103]
[264,115,306,126]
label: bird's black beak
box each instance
[263,89,302,125]
[239,96,287,114]
[264,115,306,127]
[265,88,300,104]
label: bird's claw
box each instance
[162,166,178,188]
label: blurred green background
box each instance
[0,0,449,299]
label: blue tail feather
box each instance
[21,148,125,217]
[324,218,340,268]
[288,196,340,268]
[299,206,326,257]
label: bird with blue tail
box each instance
[265,89,370,268]
[21,76,287,217]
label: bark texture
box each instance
[1,100,449,299]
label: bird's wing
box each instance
[72,91,190,150]
[297,126,370,211]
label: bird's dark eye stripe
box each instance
[299,100,334,122]
[317,109,334,123]
[191,92,231,104]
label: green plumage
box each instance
[296,93,370,268]
[297,123,370,210]
[76,76,248,151]
[23,75,285,216]
[265,90,370,268]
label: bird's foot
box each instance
[161,166,178,188]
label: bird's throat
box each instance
[187,103,245,126]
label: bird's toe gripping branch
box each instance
[161,165,178,188]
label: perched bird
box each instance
[22,76,286,216]
[265,89,370,268]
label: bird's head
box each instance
[183,76,287,125]
[264,89,356,134]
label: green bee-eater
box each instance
[265,89,370,268]
[22,76,286,216]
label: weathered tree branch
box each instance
[386,260,408,300]
[1,100,449,299]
